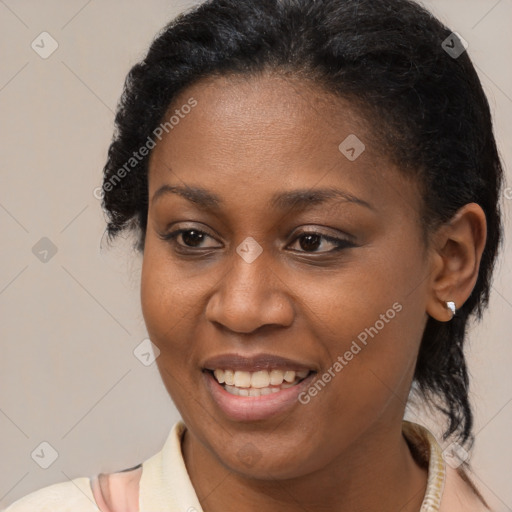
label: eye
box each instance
[287,230,355,253]
[159,228,221,250]
[159,227,355,254]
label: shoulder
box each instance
[440,465,491,512]
[2,422,187,512]
[90,465,142,512]
[402,421,490,512]
[1,477,99,512]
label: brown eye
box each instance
[288,231,355,253]
[180,229,206,247]
[159,228,221,250]
[298,233,322,252]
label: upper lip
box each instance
[202,353,316,372]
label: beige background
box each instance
[0,0,511,509]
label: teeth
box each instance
[251,370,270,388]
[225,384,292,397]
[212,368,311,390]
[269,369,285,385]
[284,370,296,383]
[233,371,252,388]
[224,370,234,386]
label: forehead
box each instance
[147,72,420,219]
[152,72,368,161]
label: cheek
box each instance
[140,238,196,355]
[298,241,426,409]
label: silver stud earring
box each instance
[446,301,456,317]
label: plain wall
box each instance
[1,0,511,509]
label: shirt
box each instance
[1,420,489,511]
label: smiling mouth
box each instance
[206,368,314,397]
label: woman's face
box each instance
[141,73,431,479]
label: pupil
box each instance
[183,230,204,247]
[300,234,320,252]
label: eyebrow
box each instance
[151,184,374,211]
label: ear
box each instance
[425,203,487,322]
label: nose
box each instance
[204,242,295,334]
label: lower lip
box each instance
[203,370,315,421]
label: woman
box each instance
[3,0,504,510]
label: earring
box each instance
[446,301,456,318]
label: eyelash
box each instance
[159,228,355,254]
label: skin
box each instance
[139,72,487,512]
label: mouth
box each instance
[201,353,318,421]
[201,353,318,420]
[205,368,314,397]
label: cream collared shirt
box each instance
[2,421,490,511]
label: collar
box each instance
[139,420,446,512]
[402,420,447,511]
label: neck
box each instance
[182,418,428,512]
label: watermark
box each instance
[338,134,365,161]
[94,97,198,200]
[442,441,469,469]
[237,442,263,468]
[298,301,403,404]
[32,237,58,263]
[31,31,59,59]
[236,237,263,263]
[133,338,160,366]
[441,32,468,59]
[31,441,59,469]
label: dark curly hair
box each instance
[101,0,504,449]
